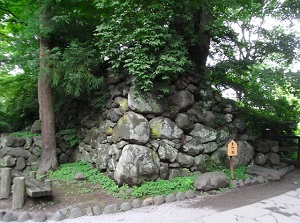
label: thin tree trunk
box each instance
[38,1,58,175]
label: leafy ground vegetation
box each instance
[30,161,249,213]
[0,161,251,215]
[48,161,250,199]
[48,161,195,199]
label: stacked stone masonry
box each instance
[0,134,72,173]
[0,75,283,186]
[73,75,279,186]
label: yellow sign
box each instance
[227,140,238,156]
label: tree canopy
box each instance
[1,0,299,136]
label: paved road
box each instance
[41,187,300,223]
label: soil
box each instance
[0,180,123,218]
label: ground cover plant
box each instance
[48,161,195,199]
[207,164,250,181]
[48,161,250,200]
[10,131,41,138]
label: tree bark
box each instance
[38,1,58,175]
[188,9,211,73]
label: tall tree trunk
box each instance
[188,9,211,74]
[38,1,58,175]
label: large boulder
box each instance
[114,144,160,186]
[0,134,25,148]
[30,120,41,133]
[0,155,16,167]
[266,140,279,153]
[175,113,194,133]
[112,111,150,144]
[246,166,284,181]
[194,154,214,172]
[149,117,183,140]
[83,128,105,148]
[107,108,123,122]
[33,136,42,148]
[187,108,204,123]
[202,111,216,128]
[0,147,31,159]
[254,153,267,166]
[211,140,254,168]
[182,137,205,156]
[114,97,128,113]
[202,142,218,154]
[194,171,228,191]
[251,140,269,153]
[217,125,238,144]
[265,152,280,165]
[169,90,194,111]
[128,88,165,115]
[233,140,254,167]
[158,140,178,162]
[211,147,227,167]
[189,123,217,143]
[175,153,194,168]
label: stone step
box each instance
[11,170,52,197]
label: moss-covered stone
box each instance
[149,117,183,140]
[112,111,150,144]
[105,121,113,136]
[150,122,162,139]
[128,87,166,114]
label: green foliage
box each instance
[208,164,250,180]
[279,152,298,161]
[214,114,227,126]
[51,41,104,98]
[56,129,80,149]
[49,161,195,199]
[10,131,40,138]
[49,162,120,194]
[295,124,300,136]
[1,0,299,137]
[0,72,39,133]
[94,0,192,91]
[129,176,195,198]
[0,0,106,133]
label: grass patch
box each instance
[48,161,194,199]
[49,161,119,194]
[208,164,250,180]
[10,131,40,138]
[48,161,250,199]
[129,176,194,198]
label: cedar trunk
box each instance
[37,5,58,174]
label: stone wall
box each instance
[0,74,283,186]
[0,134,71,173]
[74,75,257,186]
[252,139,281,166]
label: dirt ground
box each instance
[0,180,123,218]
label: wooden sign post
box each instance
[227,140,238,179]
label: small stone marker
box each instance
[0,168,11,199]
[227,139,238,179]
[12,177,25,210]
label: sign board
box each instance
[227,139,238,156]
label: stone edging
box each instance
[1,165,294,222]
